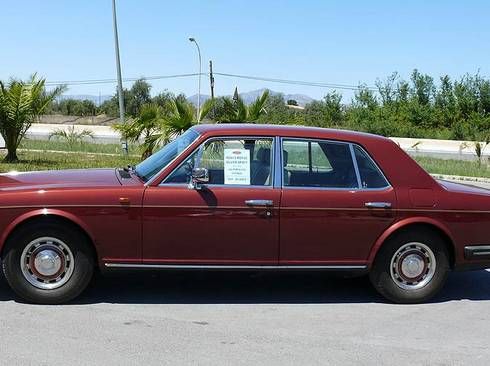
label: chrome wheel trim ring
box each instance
[20,237,75,290]
[390,242,436,291]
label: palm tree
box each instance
[49,125,95,150]
[217,89,269,123]
[165,98,214,137]
[0,75,65,162]
[114,98,214,160]
[113,103,166,159]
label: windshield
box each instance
[135,129,200,182]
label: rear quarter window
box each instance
[353,145,389,189]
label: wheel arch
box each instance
[367,217,456,269]
[0,209,98,265]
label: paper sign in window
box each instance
[224,149,250,185]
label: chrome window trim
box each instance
[350,144,362,189]
[144,129,201,187]
[159,183,276,190]
[273,136,282,189]
[351,143,391,189]
[282,186,392,192]
[160,135,277,188]
[282,186,360,192]
[280,137,392,191]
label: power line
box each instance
[44,73,201,86]
[44,71,378,91]
[213,72,378,91]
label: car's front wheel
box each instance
[369,229,450,303]
[2,221,94,304]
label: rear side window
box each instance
[282,139,358,189]
[353,145,389,189]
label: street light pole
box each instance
[189,37,202,123]
[112,0,128,154]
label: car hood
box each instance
[0,168,121,191]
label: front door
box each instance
[142,136,280,265]
[279,138,397,266]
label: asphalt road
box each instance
[0,269,489,366]
[1,179,489,366]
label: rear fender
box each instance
[367,216,455,267]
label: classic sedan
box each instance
[0,124,489,304]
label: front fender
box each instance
[0,208,97,252]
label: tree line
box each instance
[47,70,490,143]
[3,70,489,163]
[253,70,490,142]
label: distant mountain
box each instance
[240,88,314,106]
[187,88,315,107]
[186,94,212,106]
[57,94,112,106]
[60,89,315,108]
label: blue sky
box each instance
[1,0,489,101]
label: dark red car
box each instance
[1,124,489,304]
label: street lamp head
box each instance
[188,36,201,123]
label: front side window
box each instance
[135,129,199,182]
[282,139,357,188]
[353,145,389,188]
[164,138,274,186]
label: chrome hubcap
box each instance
[401,254,425,279]
[34,250,62,277]
[390,242,436,290]
[20,237,74,290]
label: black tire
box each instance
[2,220,94,304]
[369,229,450,304]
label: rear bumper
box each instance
[455,246,490,271]
[464,246,490,260]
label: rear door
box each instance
[279,138,396,266]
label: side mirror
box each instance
[188,167,209,190]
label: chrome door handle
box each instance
[245,200,274,207]
[365,202,392,209]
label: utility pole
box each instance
[112,0,128,154]
[209,60,215,99]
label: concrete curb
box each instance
[430,173,490,183]
[17,148,139,158]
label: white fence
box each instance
[19,123,490,161]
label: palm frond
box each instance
[199,98,215,121]
[247,89,269,121]
[164,99,195,138]
[236,97,248,121]
[220,97,238,122]
[49,125,94,147]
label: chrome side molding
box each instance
[104,263,368,270]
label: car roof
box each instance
[192,123,389,144]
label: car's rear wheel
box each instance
[369,229,450,303]
[2,221,94,304]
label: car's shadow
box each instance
[0,269,489,305]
